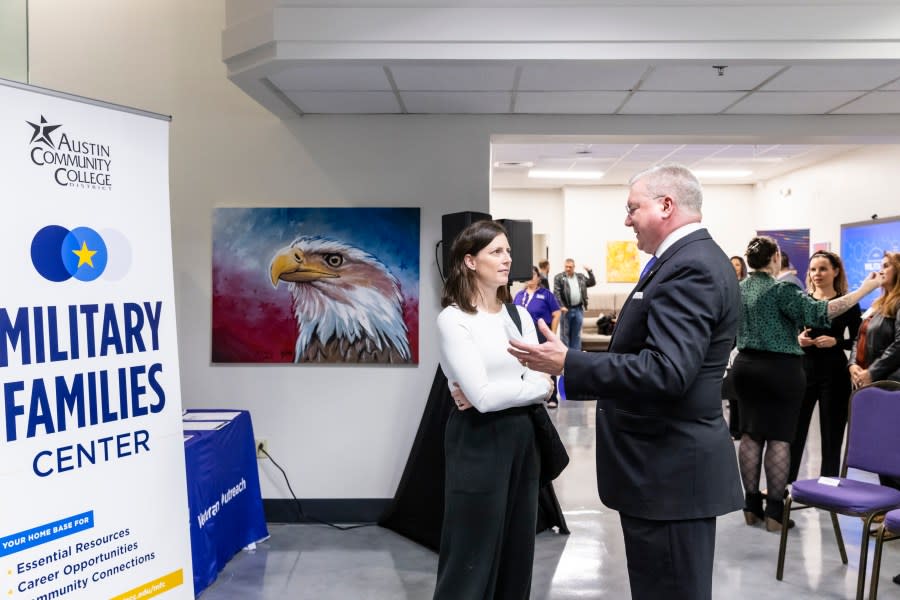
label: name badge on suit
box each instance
[632,292,644,300]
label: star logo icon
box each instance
[26,115,62,148]
[72,241,98,268]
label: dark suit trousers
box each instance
[620,513,717,600]
[433,407,539,600]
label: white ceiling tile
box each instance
[757,144,818,158]
[284,91,400,113]
[883,78,900,91]
[726,91,861,114]
[573,144,640,158]
[709,145,778,159]
[390,65,515,91]
[642,65,783,91]
[761,65,900,91]
[518,63,647,91]
[270,66,391,91]
[401,92,510,113]
[663,146,723,162]
[515,92,626,113]
[490,142,868,188]
[832,92,900,114]
[619,91,744,114]
[660,144,725,159]
[622,145,688,161]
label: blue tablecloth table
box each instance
[183,410,268,596]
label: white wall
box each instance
[754,145,900,250]
[26,0,900,501]
[491,188,563,268]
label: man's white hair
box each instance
[629,163,703,216]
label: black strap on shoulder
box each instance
[504,302,522,335]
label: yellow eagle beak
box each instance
[269,247,338,286]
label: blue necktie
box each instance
[639,256,657,280]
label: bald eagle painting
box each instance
[212,207,419,364]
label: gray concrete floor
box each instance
[199,401,900,599]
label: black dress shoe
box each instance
[893,572,900,586]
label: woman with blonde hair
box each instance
[849,250,900,388]
[789,250,861,482]
[848,250,900,587]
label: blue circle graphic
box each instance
[31,225,108,282]
[31,225,72,282]
[62,227,108,281]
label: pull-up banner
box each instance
[0,79,193,599]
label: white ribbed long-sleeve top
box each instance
[437,304,552,413]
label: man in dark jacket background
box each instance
[553,259,595,350]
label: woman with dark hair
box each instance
[725,255,750,438]
[434,220,553,600]
[789,250,861,482]
[731,255,749,281]
[849,250,900,586]
[732,236,880,532]
[513,266,562,407]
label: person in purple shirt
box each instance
[514,266,562,406]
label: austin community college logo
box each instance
[26,115,112,190]
[31,225,108,282]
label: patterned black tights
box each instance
[739,435,790,499]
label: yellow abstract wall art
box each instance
[606,241,640,283]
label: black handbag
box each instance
[505,303,570,485]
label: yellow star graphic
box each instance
[72,241,98,268]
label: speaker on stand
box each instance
[440,211,492,279]
[496,218,534,282]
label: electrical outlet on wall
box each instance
[255,439,267,459]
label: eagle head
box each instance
[269,235,411,363]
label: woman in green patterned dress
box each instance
[731,236,881,532]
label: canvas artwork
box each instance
[606,240,640,283]
[212,207,420,364]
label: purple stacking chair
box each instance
[869,509,900,599]
[776,380,900,600]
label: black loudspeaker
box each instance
[497,218,534,282]
[441,211,492,275]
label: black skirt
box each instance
[732,349,805,441]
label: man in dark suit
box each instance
[509,164,743,600]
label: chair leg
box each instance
[869,525,887,600]
[776,495,792,580]
[831,511,848,564]
[856,515,876,600]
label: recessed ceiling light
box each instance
[692,169,752,178]
[528,169,605,180]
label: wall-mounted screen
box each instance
[840,216,900,310]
